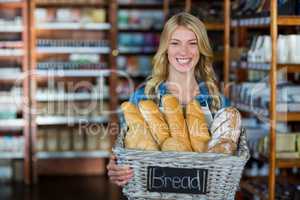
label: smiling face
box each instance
[167,26,200,75]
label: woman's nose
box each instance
[179,45,189,55]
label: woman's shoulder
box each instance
[129,85,148,105]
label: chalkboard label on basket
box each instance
[147,166,208,194]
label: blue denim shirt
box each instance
[129,81,230,110]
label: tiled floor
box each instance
[0,176,123,200]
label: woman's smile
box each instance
[176,57,192,65]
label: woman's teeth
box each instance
[176,58,190,65]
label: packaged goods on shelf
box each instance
[0,136,24,153]
[36,129,46,152]
[86,131,99,151]
[118,10,164,30]
[99,131,110,151]
[36,8,106,24]
[35,0,106,3]
[232,83,300,113]
[118,0,162,4]
[36,125,110,153]
[37,39,109,47]
[118,33,159,53]
[117,55,152,77]
[232,0,300,18]
[191,1,224,23]
[47,128,59,152]
[73,128,84,151]
[246,34,300,64]
[258,133,300,159]
[59,128,71,151]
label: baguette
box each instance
[139,100,170,146]
[186,100,211,152]
[162,95,192,151]
[121,102,159,151]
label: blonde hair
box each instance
[145,12,221,112]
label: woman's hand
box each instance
[107,155,134,187]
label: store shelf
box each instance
[232,16,300,28]
[277,159,300,168]
[0,152,23,159]
[0,25,23,32]
[277,64,300,73]
[260,154,300,168]
[36,47,110,54]
[36,92,109,102]
[277,16,300,26]
[35,69,110,77]
[36,150,110,159]
[0,49,23,56]
[232,61,300,73]
[118,27,162,32]
[235,102,300,122]
[35,1,108,7]
[235,102,268,116]
[0,119,24,131]
[36,116,109,125]
[204,22,224,31]
[0,1,24,8]
[231,17,270,28]
[119,46,156,54]
[0,73,23,81]
[118,3,162,9]
[277,112,300,122]
[36,22,111,30]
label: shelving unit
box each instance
[116,0,164,103]
[0,0,30,184]
[228,1,300,199]
[29,0,117,183]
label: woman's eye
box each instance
[190,42,197,45]
[170,42,178,45]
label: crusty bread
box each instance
[208,107,241,154]
[121,102,159,151]
[208,138,237,154]
[138,100,170,146]
[186,100,211,152]
[162,95,193,151]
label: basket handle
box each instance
[238,128,250,160]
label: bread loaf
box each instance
[162,95,192,151]
[208,138,237,154]
[186,100,211,152]
[121,102,159,151]
[208,107,241,154]
[139,100,170,146]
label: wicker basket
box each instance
[113,129,250,200]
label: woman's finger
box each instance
[116,179,129,187]
[108,168,133,177]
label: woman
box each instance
[107,12,229,187]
